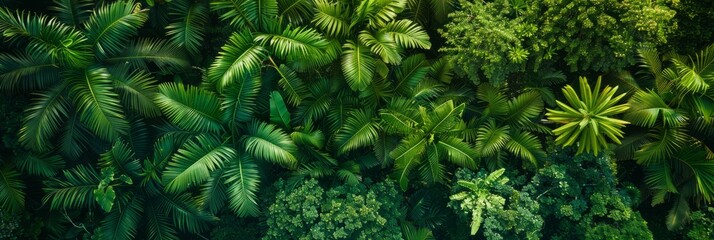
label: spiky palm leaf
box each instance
[274,64,308,106]
[394,54,429,95]
[546,76,630,154]
[15,153,64,177]
[19,84,69,152]
[625,90,687,128]
[0,51,60,90]
[155,83,223,133]
[110,66,162,117]
[145,203,179,240]
[97,195,144,240]
[43,164,101,210]
[220,74,261,124]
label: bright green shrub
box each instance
[264,179,404,240]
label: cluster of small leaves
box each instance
[448,168,543,240]
[440,0,676,84]
[666,0,714,54]
[522,147,653,240]
[683,207,714,240]
[264,179,404,240]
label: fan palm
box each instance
[618,45,714,230]
[546,76,630,155]
[0,0,188,158]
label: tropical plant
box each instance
[616,45,714,230]
[546,76,630,155]
[0,0,188,159]
[449,168,543,239]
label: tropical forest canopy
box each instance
[0,0,713,239]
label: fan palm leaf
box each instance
[474,121,510,157]
[504,131,544,166]
[625,90,687,128]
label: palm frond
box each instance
[505,131,544,166]
[198,170,226,214]
[145,199,179,240]
[269,91,291,129]
[155,83,223,133]
[394,54,429,96]
[98,195,143,240]
[0,51,60,90]
[368,0,407,28]
[474,121,510,157]
[104,38,190,73]
[50,0,93,26]
[419,143,446,184]
[425,100,465,134]
[256,24,332,67]
[0,166,25,213]
[429,0,455,23]
[162,134,236,193]
[0,7,92,67]
[220,73,261,125]
[635,128,690,165]
[19,83,69,152]
[99,140,141,177]
[67,67,129,140]
[278,0,314,24]
[379,19,430,49]
[242,121,298,168]
[295,78,331,123]
[334,109,380,154]
[313,0,349,37]
[166,0,208,55]
[437,137,477,169]
[505,91,543,127]
[274,64,308,106]
[380,97,419,135]
[154,192,215,234]
[224,154,261,217]
[476,84,508,117]
[341,40,375,91]
[43,164,101,210]
[671,44,714,93]
[391,134,427,190]
[109,66,162,117]
[401,222,435,240]
[15,153,64,177]
[59,111,92,159]
[84,0,149,59]
[208,31,267,90]
[666,196,691,231]
[359,30,401,64]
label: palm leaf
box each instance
[379,19,430,49]
[341,40,375,91]
[99,140,142,177]
[110,66,162,117]
[359,30,401,64]
[242,121,298,168]
[380,97,419,135]
[474,121,510,157]
[666,196,691,231]
[334,109,380,154]
[0,51,60,90]
[256,24,333,68]
[425,100,465,134]
[162,134,236,193]
[394,54,429,95]
[15,153,64,177]
[274,64,308,106]
[155,83,223,133]
[625,90,687,128]
[0,166,25,213]
[505,131,544,166]
[312,0,349,37]
[420,143,446,185]
[104,39,189,73]
[67,67,130,140]
[208,30,267,90]
[220,73,261,125]
[59,111,92,159]
[437,137,477,169]
[154,192,215,234]
[635,128,690,165]
[505,91,543,127]
[391,134,427,190]
[166,0,208,55]
[50,0,93,26]
[98,195,143,240]
[0,8,92,67]
[295,78,331,123]
[278,0,314,25]
[43,165,101,210]
[84,0,149,59]
[224,154,261,217]
[19,83,69,152]
[429,0,455,23]
[145,203,179,240]
[368,0,407,28]
[198,170,227,214]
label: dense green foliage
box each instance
[0,0,712,239]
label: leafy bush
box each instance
[264,179,404,239]
[449,168,543,240]
[441,0,675,84]
[523,147,653,239]
[684,207,714,240]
